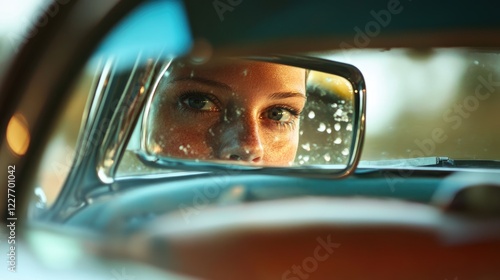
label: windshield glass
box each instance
[326,48,500,167]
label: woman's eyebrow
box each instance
[268,92,306,100]
[171,77,305,100]
[172,77,232,91]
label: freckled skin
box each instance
[146,59,306,166]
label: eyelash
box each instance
[267,105,302,131]
[177,91,221,114]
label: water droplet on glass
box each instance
[190,70,194,77]
[326,128,332,134]
[178,145,189,154]
[323,153,331,162]
[474,60,479,65]
[243,69,248,76]
[346,123,353,131]
[299,130,304,136]
[342,148,349,156]
[235,108,243,117]
[317,123,326,132]
[334,108,349,122]
[334,123,341,131]
[308,111,315,119]
[301,143,311,151]
[303,156,310,162]
[334,137,342,144]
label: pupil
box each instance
[189,97,207,109]
[269,108,283,120]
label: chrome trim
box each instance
[74,57,115,168]
[140,60,173,155]
[344,80,366,178]
[85,57,114,133]
[97,54,171,183]
[112,171,208,184]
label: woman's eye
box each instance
[181,95,219,111]
[266,107,293,122]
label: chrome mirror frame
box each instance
[95,54,173,183]
[137,55,366,179]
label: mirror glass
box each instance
[140,57,355,168]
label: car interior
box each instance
[1,0,500,279]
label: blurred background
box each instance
[1,0,91,207]
[325,48,500,161]
[0,0,45,74]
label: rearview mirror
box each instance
[136,55,365,178]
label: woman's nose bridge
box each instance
[232,110,262,145]
[219,110,264,161]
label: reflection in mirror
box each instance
[141,57,355,167]
[298,71,354,165]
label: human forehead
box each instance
[168,59,305,82]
